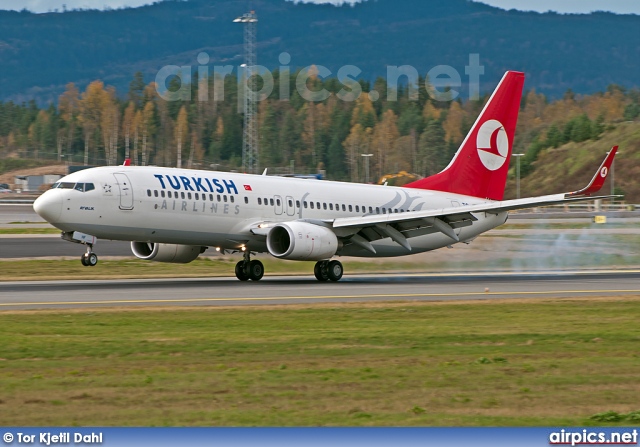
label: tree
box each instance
[122,102,136,161]
[417,120,446,176]
[141,101,156,166]
[58,82,79,159]
[174,105,189,168]
[371,109,399,178]
[343,123,371,182]
[79,80,108,165]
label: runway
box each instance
[0,271,638,310]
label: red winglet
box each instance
[567,146,618,197]
[122,159,131,166]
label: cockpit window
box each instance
[84,183,95,192]
[74,183,84,192]
[59,182,75,189]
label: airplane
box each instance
[33,71,618,282]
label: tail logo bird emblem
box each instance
[477,119,509,171]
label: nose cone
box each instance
[33,191,62,223]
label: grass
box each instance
[1,298,639,426]
[0,227,60,234]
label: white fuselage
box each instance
[35,166,508,258]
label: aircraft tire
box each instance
[327,260,343,282]
[81,254,89,266]
[314,261,329,281]
[235,261,249,281]
[87,253,98,267]
[248,260,264,281]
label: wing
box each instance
[329,147,618,253]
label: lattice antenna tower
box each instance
[234,11,259,174]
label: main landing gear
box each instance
[235,250,264,282]
[314,260,343,282]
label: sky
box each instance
[1,0,640,15]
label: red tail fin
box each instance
[405,71,525,200]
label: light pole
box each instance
[513,153,524,199]
[233,11,259,174]
[361,154,373,183]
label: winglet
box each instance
[123,158,131,167]
[567,146,618,197]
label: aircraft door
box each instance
[274,195,283,215]
[113,173,134,210]
[285,196,295,216]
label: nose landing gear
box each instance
[81,248,98,267]
[62,231,99,267]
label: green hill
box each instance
[1,0,640,102]
[506,122,640,202]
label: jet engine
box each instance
[266,222,338,261]
[131,242,205,264]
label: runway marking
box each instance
[2,289,640,307]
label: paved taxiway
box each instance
[0,271,638,310]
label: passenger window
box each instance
[188,193,192,200]
[383,208,387,214]
[209,194,213,201]
[181,192,185,199]
[342,204,346,211]
[195,193,199,200]
[369,206,373,213]
[355,205,360,212]
[245,197,249,204]
[349,205,353,212]
[147,189,151,197]
[276,198,280,206]
[296,200,300,208]
[304,201,308,208]
[224,196,228,202]
[329,203,333,211]
[258,198,262,205]
[288,199,293,207]
[84,183,95,192]
[161,191,165,198]
[316,202,320,209]
[269,198,274,206]
[310,202,315,209]
[376,207,380,214]
[154,190,158,197]
[217,194,221,202]
[323,203,327,210]
[231,196,235,203]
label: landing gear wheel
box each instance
[87,253,98,266]
[81,252,98,267]
[248,260,264,281]
[235,261,249,281]
[327,260,343,282]
[314,261,329,282]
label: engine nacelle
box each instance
[266,222,338,261]
[131,242,205,264]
